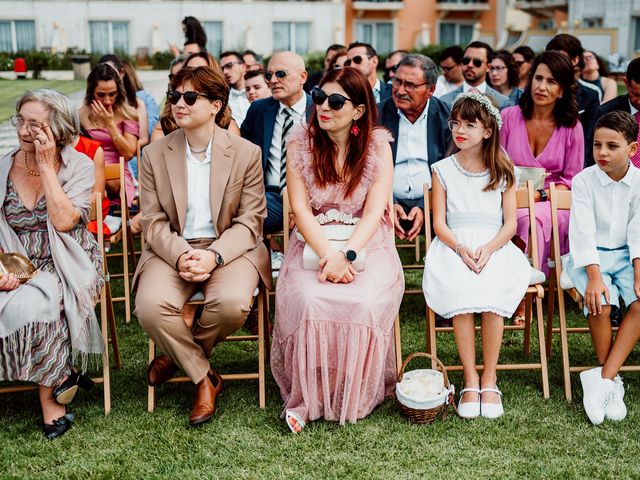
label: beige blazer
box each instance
[133,127,272,290]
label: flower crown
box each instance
[452,91,503,130]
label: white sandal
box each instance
[480,387,504,419]
[285,410,305,433]
[458,388,481,419]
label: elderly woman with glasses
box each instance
[1,89,104,439]
[270,67,404,433]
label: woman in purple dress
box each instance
[271,67,404,433]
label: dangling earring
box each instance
[350,120,360,136]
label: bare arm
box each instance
[137,100,149,147]
[92,146,106,196]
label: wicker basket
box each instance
[396,352,456,424]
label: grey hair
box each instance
[171,53,191,71]
[16,89,79,148]
[396,54,438,86]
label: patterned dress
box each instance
[271,127,405,425]
[0,181,103,387]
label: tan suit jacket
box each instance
[133,127,272,290]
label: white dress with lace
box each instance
[422,155,530,319]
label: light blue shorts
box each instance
[566,247,638,317]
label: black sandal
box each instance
[53,371,94,405]
[42,413,75,440]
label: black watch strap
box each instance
[538,189,548,202]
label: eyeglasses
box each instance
[383,64,398,76]
[221,61,242,71]
[447,120,480,132]
[461,57,484,68]
[392,77,428,93]
[10,116,44,134]
[167,90,209,106]
[265,70,288,81]
[488,65,507,72]
[440,64,458,73]
[344,55,371,66]
[310,87,352,110]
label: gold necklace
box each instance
[22,151,58,176]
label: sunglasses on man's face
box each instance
[344,55,371,66]
[311,87,352,111]
[383,64,398,75]
[265,70,288,81]
[167,90,209,106]
[461,57,483,68]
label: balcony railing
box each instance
[436,0,490,10]
[352,0,405,11]
[513,0,568,11]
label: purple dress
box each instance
[271,127,404,425]
[500,106,584,273]
[87,119,139,207]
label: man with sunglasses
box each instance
[384,50,409,83]
[346,42,391,104]
[439,41,509,110]
[304,43,345,93]
[433,45,464,98]
[377,54,451,242]
[220,51,250,126]
[241,51,312,235]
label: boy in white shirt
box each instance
[566,111,640,425]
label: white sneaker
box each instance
[605,375,627,421]
[580,367,615,425]
[480,386,504,419]
[457,388,481,419]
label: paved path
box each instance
[0,69,169,158]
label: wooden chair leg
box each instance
[147,340,156,412]
[523,295,532,357]
[414,235,420,263]
[394,314,402,374]
[546,272,557,358]
[428,309,437,369]
[105,281,121,370]
[100,285,111,415]
[258,289,266,409]
[122,230,131,325]
[534,290,550,398]
[557,287,572,402]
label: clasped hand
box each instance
[318,251,358,284]
[458,243,495,274]
[178,249,216,282]
[394,205,423,241]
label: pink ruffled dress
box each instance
[271,126,404,426]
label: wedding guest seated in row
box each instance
[345,42,391,103]
[377,54,451,241]
[383,49,408,83]
[433,45,464,98]
[243,50,264,72]
[241,51,312,235]
[581,51,617,105]
[134,66,271,427]
[1,89,104,439]
[328,48,348,72]
[488,50,523,107]
[500,51,584,324]
[565,112,640,425]
[244,69,272,103]
[513,46,535,90]
[304,44,345,92]
[440,41,510,110]
[220,51,251,126]
[271,67,404,433]
[79,63,140,207]
[423,93,530,420]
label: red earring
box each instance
[350,121,360,136]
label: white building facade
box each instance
[0,0,345,57]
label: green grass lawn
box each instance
[0,78,85,122]
[1,246,640,479]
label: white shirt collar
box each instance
[185,136,212,164]
[397,99,430,124]
[230,87,246,98]
[595,162,636,186]
[629,99,638,116]
[373,79,381,93]
[279,93,307,116]
[463,81,487,93]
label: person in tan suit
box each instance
[134,66,271,427]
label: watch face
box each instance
[346,250,357,262]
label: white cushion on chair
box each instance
[529,268,546,285]
[104,215,122,234]
[559,254,575,290]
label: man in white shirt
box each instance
[433,45,464,98]
[241,51,311,234]
[221,51,251,126]
[439,41,510,110]
[345,41,391,104]
[377,54,451,241]
[565,111,640,425]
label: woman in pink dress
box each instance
[79,63,139,207]
[271,67,404,432]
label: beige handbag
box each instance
[0,252,37,283]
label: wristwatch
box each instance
[537,189,548,202]
[213,250,224,266]
[340,249,357,263]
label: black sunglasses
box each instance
[167,90,209,106]
[265,70,288,81]
[383,64,398,75]
[461,57,483,68]
[311,87,352,111]
[344,55,371,66]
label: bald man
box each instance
[241,51,312,233]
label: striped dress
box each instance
[0,181,103,387]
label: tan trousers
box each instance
[135,240,259,384]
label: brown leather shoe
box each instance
[188,369,223,427]
[147,354,179,387]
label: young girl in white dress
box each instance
[423,92,530,419]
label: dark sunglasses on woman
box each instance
[310,87,353,111]
[167,90,209,106]
[343,55,370,66]
[265,70,288,81]
[461,57,483,68]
